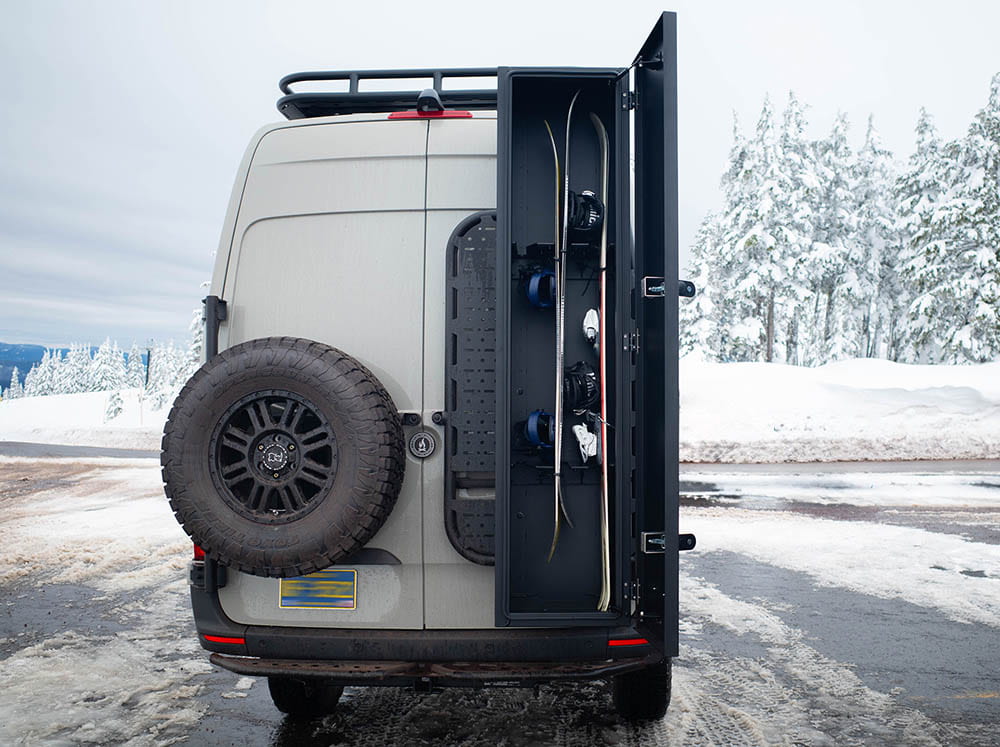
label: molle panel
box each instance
[444,212,498,565]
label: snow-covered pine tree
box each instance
[805,112,857,364]
[897,107,945,361]
[91,338,126,392]
[23,350,58,397]
[680,211,725,358]
[188,305,204,371]
[6,366,24,399]
[853,116,900,359]
[713,97,787,361]
[146,340,190,410]
[125,343,146,389]
[773,92,819,364]
[104,390,123,422]
[61,344,94,393]
[903,74,1000,362]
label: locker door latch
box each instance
[642,277,697,298]
[641,532,697,553]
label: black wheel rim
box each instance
[209,390,339,524]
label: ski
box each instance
[589,111,611,611]
[548,89,581,563]
[543,118,564,560]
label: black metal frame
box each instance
[277,68,499,119]
[632,12,680,656]
[492,13,680,656]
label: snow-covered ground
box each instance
[681,357,1000,462]
[3,358,1000,463]
[2,455,997,745]
[0,389,166,450]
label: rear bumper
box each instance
[210,652,661,688]
[192,576,659,679]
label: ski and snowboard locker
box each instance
[494,12,680,653]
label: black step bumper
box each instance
[210,652,661,688]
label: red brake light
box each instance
[193,544,206,561]
[387,110,473,119]
[609,637,649,647]
[203,634,245,645]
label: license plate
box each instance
[279,569,357,610]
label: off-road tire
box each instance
[161,337,405,577]
[267,676,344,718]
[613,659,671,721]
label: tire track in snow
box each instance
[675,572,993,745]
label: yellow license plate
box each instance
[279,569,357,610]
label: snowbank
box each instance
[3,359,1000,462]
[0,389,165,450]
[681,358,1000,463]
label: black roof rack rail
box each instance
[277,68,499,120]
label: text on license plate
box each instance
[279,569,357,610]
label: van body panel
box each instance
[217,118,431,630]
[421,119,498,628]
[217,564,423,629]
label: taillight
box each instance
[608,637,649,647]
[387,110,473,120]
[202,634,245,645]
[193,544,206,561]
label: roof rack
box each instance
[277,68,499,120]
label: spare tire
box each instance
[161,337,405,577]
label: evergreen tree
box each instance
[903,75,1000,362]
[712,98,784,361]
[680,211,725,357]
[23,350,60,397]
[125,343,146,389]
[897,108,945,361]
[146,341,188,410]
[62,344,93,393]
[188,303,205,371]
[91,338,126,392]
[806,112,856,364]
[104,390,124,422]
[6,366,24,399]
[773,92,819,364]
[853,116,900,359]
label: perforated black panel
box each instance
[444,211,497,564]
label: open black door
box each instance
[632,11,679,656]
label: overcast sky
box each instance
[2,0,998,347]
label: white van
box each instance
[161,11,693,722]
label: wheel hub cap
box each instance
[209,390,339,524]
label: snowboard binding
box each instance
[567,190,605,240]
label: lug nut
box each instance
[288,444,295,451]
[258,444,264,451]
[273,472,279,478]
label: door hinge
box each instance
[621,90,638,110]
[623,330,640,354]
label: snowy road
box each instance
[1,449,999,745]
